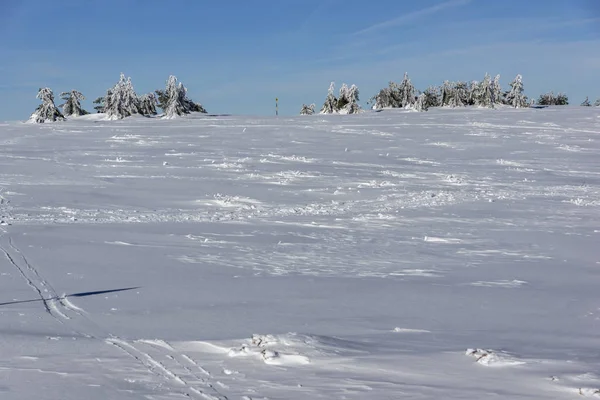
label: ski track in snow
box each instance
[0,231,230,399]
[0,108,599,399]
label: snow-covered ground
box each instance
[0,107,599,399]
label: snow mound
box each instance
[466,348,525,366]
[578,388,600,397]
[228,334,310,366]
[392,327,431,333]
[223,332,375,366]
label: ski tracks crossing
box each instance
[0,232,229,400]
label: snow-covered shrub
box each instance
[29,87,65,123]
[300,103,315,115]
[60,90,88,117]
[537,92,568,106]
[555,93,569,105]
[581,97,592,107]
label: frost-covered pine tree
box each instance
[555,93,568,105]
[466,81,477,106]
[491,74,503,105]
[320,82,338,114]
[422,86,440,108]
[595,98,600,107]
[123,77,139,113]
[300,103,315,115]
[370,81,403,109]
[60,90,88,117]
[160,75,206,118]
[456,82,470,106]
[537,92,555,106]
[440,81,454,107]
[537,91,568,106]
[473,73,494,108]
[581,97,592,107]
[398,72,416,109]
[162,75,187,118]
[505,74,527,108]
[93,95,107,113]
[337,83,350,111]
[29,87,65,123]
[104,73,140,119]
[414,93,428,112]
[442,81,468,108]
[370,86,393,109]
[342,84,361,114]
[138,93,158,116]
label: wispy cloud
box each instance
[353,0,472,36]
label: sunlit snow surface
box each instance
[0,107,599,399]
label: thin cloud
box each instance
[353,0,472,36]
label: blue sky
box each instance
[0,0,599,120]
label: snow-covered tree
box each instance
[104,73,140,119]
[555,93,568,105]
[505,74,527,108]
[440,81,454,107]
[60,90,88,117]
[491,74,502,105]
[93,95,107,113]
[537,91,568,106]
[320,82,338,114]
[414,93,428,112]
[467,80,479,106]
[369,81,403,109]
[341,84,361,114]
[595,98,600,107]
[442,81,468,108]
[581,97,592,107]
[160,75,206,119]
[422,86,440,108]
[370,86,395,109]
[29,87,65,123]
[537,92,554,106]
[138,93,158,116]
[337,83,350,111]
[300,103,315,115]
[162,76,187,118]
[473,73,494,108]
[398,72,416,109]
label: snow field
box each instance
[0,106,599,399]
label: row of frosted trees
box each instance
[301,73,592,115]
[29,74,206,123]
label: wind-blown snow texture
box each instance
[0,107,599,399]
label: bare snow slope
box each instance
[0,107,599,399]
